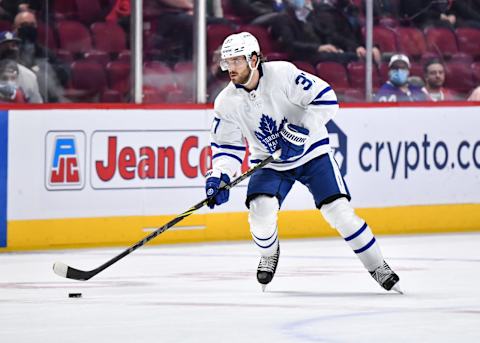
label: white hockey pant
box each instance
[320,198,383,271]
[248,195,279,257]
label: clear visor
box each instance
[219,56,247,71]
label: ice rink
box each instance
[1,232,479,343]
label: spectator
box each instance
[0,59,26,103]
[468,86,480,101]
[106,0,130,33]
[375,54,429,102]
[310,0,382,64]
[232,0,286,25]
[0,0,43,20]
[399,0,455,29]
[0,31,42,103]
[13,11,69,102]
[422,59,458,101]
[270,0,359,64]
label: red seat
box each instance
[69,60,107,100]
[372,26,397,54]
[315,62,349,90]
[143,61,177,93]
[75,0,103,25]
[395,27,427,59]
[444,62,475,94]
[207,24,235,58]
[456,28,480,58]
[91,22,127,54]
[57,20,93,55]
[85,50,110,67]
[106,61,130,94]
[424,27,458,58]
[292,61,316,75]
[347,62,381,89]
[117,50,131,62]
[471,62,480,83]
[53,0,77,19]
[343,88,365,102]
[173,61,194,92]
[37,22,57,50]
[143,87,166,103]
[0,20,12,32]
[238,25,277,54]
[101,89,123,102]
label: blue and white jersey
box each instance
[211,61,339,178]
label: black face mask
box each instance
[0,48,19,60]
[17,25,38,43]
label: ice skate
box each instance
[257,245,280,291]
[370,261,403,294]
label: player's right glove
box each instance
[205,169,231,209]
[277,123,309,161]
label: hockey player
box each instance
[205,32,402,293]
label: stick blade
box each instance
[53,261,92,281]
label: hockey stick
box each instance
[53,150,280,281]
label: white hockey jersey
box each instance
[211,61,339,178]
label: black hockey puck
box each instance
[68,293,82,298]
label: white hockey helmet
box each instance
[220,32,260,71]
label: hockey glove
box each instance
[205,169,231,209]
[278,123,309,161]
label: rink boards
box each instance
[1,104,480,251]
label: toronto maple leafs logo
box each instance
[254,114,287,153]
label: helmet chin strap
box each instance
[239,57,259,87]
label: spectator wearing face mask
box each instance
[0,30,42,103]
[0,59,27,103]
[375,54,429,102]
[13,10,69,102]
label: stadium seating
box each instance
[444,62,475,94]
[347,62,381,89]
[395,27,427,59]
[207,24,235,58]
[56,20,93,56]
[106,61,130,95]
[315,62,350,91]
[91,22,127,55]
[75,0,104,25]
[424,27,458,58]
[67,60,107,101]
[456,28,480,59]
[292,61,316,75]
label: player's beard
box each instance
[230,68,250,85]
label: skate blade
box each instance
[261,284,267,292]
[391,283,404,294]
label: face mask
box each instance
[17,25,38,43]
[389,69,409,86]
[0,48,19,60]
[289,0,305,9]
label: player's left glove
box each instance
[205,169,231,209]
[277,123,309,161]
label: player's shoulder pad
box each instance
[263,60,296,75]
[214,82,237,116]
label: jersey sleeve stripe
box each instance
[310,100,338,105]
[313,86,332,101]
[212,152,243,164]
[211,143,246,151]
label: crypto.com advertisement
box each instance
[6,105,480,222]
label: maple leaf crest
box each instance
[254,114,286,153]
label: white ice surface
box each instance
[1,233,480,343]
